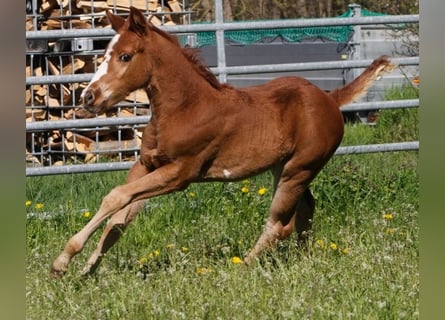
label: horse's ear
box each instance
[128,6,147,36]
[105,10,125,32]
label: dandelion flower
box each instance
[166,243,175,249]
[25,200,32,207]
[315,239,326,249]
[386,228,395,235]
[181,246,189,253]
[35,203,44,209]
[139,257,148,265]
[329,242,338,251]
[188,192,196,198]
[257,187,267,196]
[148,250,160,258]
[197,267,213,275]
[241,186,249,193]
[383,213,393,220]
[231,256,243,264]
[342,247,351,255]
[83,211,91,218]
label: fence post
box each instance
[215,0,227,83]
[346,3,362,85]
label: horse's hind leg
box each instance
[244,168,313,264]
[295,188,315,244]
[244,146,327,264]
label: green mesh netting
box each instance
[192,8,386,47]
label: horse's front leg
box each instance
[50,161,189,278]
[80,199,146,276]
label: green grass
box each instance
[26,86,418,319]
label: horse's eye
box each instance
[119,53,132,62]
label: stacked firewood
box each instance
[26,0,186,166]
[25,0,186,32]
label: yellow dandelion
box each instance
[188,192,196,198]
[25,200,32,207]
[342,247,351,255]
[315,239,326,249]
[329,242,338,251]
[181,246,189,253]
[83,211,91,218]
[166,243,175,249]
[148,250,160,258]
[231,256,243,264]
[383,213,393,220]
[257,187,267,196]
[35,203,44,209]
[386,228,395,235]
[139,257,148,265]
[197,267,213,275]
[241,186,249,193]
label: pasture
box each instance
[26,86,418,319]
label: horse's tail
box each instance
[329,55,396,107]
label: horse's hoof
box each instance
[49,266,66,279]
[50,253,71,279]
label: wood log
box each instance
[26,109,46,122]
[106,0,157,11]
[77,0,109,12]
[168,1,182,12]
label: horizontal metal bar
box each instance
[335,141,419,155]
[26,116,151,132]
[26,74,91,85]
[211,56,419,75]
[25,57,419,86]
[25,99,418,133]
[26,162,135,176]
[341,99,419,112]
[26,14,419,40]
[26,141,419,176]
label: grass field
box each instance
[26,86,419,319]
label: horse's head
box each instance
[81,7,153,114]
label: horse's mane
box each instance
[149,25,226,90]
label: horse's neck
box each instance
[146,44,218,118]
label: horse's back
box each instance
[236,76,342,127]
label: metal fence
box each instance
[25,0,419,176]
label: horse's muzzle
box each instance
[82,89,95,108]
[81,88,103,114]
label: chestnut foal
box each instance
[51,6,395,277]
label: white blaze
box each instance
[80,34,120,99]
[223,169,231,178]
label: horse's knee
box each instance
[101,186,131,214]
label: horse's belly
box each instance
[202,143,287,181]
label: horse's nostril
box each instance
[83,90,95,106]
